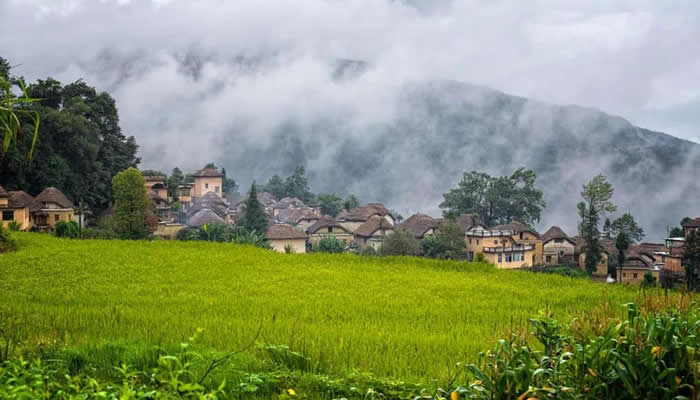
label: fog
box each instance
[1,0,699,239]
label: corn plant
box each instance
[0,76,40,158]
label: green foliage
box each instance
[640,271,656,288]
[284,243,295,254]
[54,220,79,239]
[313,235,346,253]
[614,231,631,278]
[669,226,685,237]
[422,221,466,260]
[6,221,20,232]
[0,60,40,159]
[474,252,485,263]
[540,265,589,278]
[343,195,360,211]
[112,167,152,240]
[176,224,269,248]
[317,193,343,217]
[577,174,617,275]
[264,166,314,203]
[221,167,238,194]
[264,174,287,200]
[240,182,268,235]
[440,168,545,226]
[611,212,645,242]
[379,228,422,256]
[683,229,700,291]
[0,224,15,253]
[358,245,377,256]
[167,167,184,198]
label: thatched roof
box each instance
[148,191,170,206]
[186,208,226,227]
[192,167,224,178]
[541,226,574,244]
[491,221,539,237]
[306,217,351,234]
[188,192,228,218]
[143,175,167,181]
[7,191,34,208]
[276,207,318,225]
[337,203,391,222]
[30,187,73,211]
[354,215,394,238]
[265,224,308,240]
[399,213,438,238]
[455,213,482,232]
[683,218,700,228]
[0,185,8,198]
[275,197,305,209]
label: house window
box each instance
[521,252,526,260]
[215,186,220,193]
[2,210,14,221]
[205,183,209,189]
[468,251,474,260]
[514,253,520,262]
[623,273,627,278]
[498,254,502,263]
[519,232,524,240]
[328,227,333,233]
[506,254,512,262]
[469,239,472,244]
[554,238,563,243]
[55,214,60,222]
[633,273,638,279]
[546,255,552,263]
[476,240,479,245]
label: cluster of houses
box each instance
[2,166,698,287]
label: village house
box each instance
[455,213,485,233]
[616,243,665,284]
[265,224,308,253]
[541,226,576,265]
[143,175,168,199]
[683,218,700,237]
[353,215,394,249]
[148,192,172,221]
[465,222,542,268]
[177,183,194,209]
[398,213,439,239]
[0,186,33,230]
[306,217,354,246]
[29,187,75,229]
[575,238,615,278]
[186,192,231,226]
[192,167,223,198]
[336,203,394,233]
[295,214,322,232]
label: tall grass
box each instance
[0,233,643,382]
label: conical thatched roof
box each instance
[192,167,223,178]
[186,208,226,227]
[30,187,73,211]
[354,215,394,238]
[399,213,438,238]
[7,191,34,208]
[541,226,572,243]
[306,217,350,234]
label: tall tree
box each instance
[603,218,613,240]
[577,174,617,275]
[204,162,216,169]
[423,221,466,260]
[168,167,184,198]
[614,231,630,280]
[440,168,545,226]
[284,165,314,203]
[221,168,238,194]
[343,195,360,211]
[112,167,151,239]
[610,213,645,242]
[265,174,286,200]
[684,230,700,291]
[317,193,343,217]
[240,182,268,235]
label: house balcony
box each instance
[467,229,515,237]
[482,244,534,253]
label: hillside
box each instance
[0,233,640,381]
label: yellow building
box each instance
[192,167,224,198]
[541,226,576,265]
[465,221,543,268]
[144,175,168,199]
[0,186,33,230]
[306,217,354,246]
[353,215,394,250]
[265,224,308,253]
[30,187,75,229]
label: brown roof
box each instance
[0,185,7,198]
[337,203,391,222]
[491,221,539,237]
[399,213,438,238]
[192,168,224,178]
[621,256,653,269]
[541,226,574,244]
[683,218,700,228]
[265,224,308,240]
[306,217,351,234]
[7,191,34,208]
[354,215,394,238]
[143,175,167,181]
[186,208,225,227]
[148,191,170,206]
[30,187,73,211]
[455,213,482,232]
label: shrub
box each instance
[0,224,16,253]
[79,227,117,240]
[379,228,421,256]
[55,220,79,239]
[358,245,377,257]
[313,235,346,253]
[422,221,466,260]
[640,270,657,288]
[284,243,295,254]
[474,252,485,262]
[7,221,21,232]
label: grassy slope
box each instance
[0,233,638,382]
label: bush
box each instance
[79,227,117,240]
[358,245,377,257]
[313,235,346,253]
[474,252,485,262]
[284,243,295,254]
[379,228,421,256]
[0,224,16,253]
[640,270,657,288]
[55,220,80,239]
[422,221,466,260]
[176,224,270,249]
[7,221,21,232]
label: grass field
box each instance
[0,233,641,383]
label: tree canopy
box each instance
[111,168,151,239]
[577,174,617,275]
[240,182,268,235]
[317,193,343,217]
[439,168,545,226]
[610,213,645,243]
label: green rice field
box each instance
[0,233,640,382]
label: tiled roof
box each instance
[30,187,73,211]
[354,215,394,238]
[265,224,308,240]
[399,213,438,238]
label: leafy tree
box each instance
[221,168,238,194]
[577,175,617,275]
[204,162,216,169]
[423,221,466,259]
[313,236,346,253]
[684,229,700,291]
[111,168,151,239]
[140,169,166,177]
[610,213,644,243]
[614,231,630,280]
[265,174,287,200]
[640,271,656,288]
[379,228,422,256]
[343,195,360,211]
[54,220,79,239]
[240,182,268,235]
[603,218,613,240]
[0,224,16,253]
[167,167,184,198]
[440,168,545,226]
[669,217,691,238]
[317,193,343,217]
[284,165,314,203]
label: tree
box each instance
[577,174,617,275]
[1,57,40,159]
[343,195,360,211]
[440,168,546,226]
[284,165,314,203]
[603,218,613,240]
[240,182,268,235]
[313,236,346,253]
[140,169,166,177]
[317,193,343,217]
[221,168,238,194]
[265,174,287,200]
[684,229,700,291]
[204,162,216,169]
[168,167,184,198]
[640,271,656,288]
[610,213,644,243]
[423,221,466,259]
[614,231,630,280]
[379,228,422,256]
[669,217,691,238]
[112,167,151,239]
